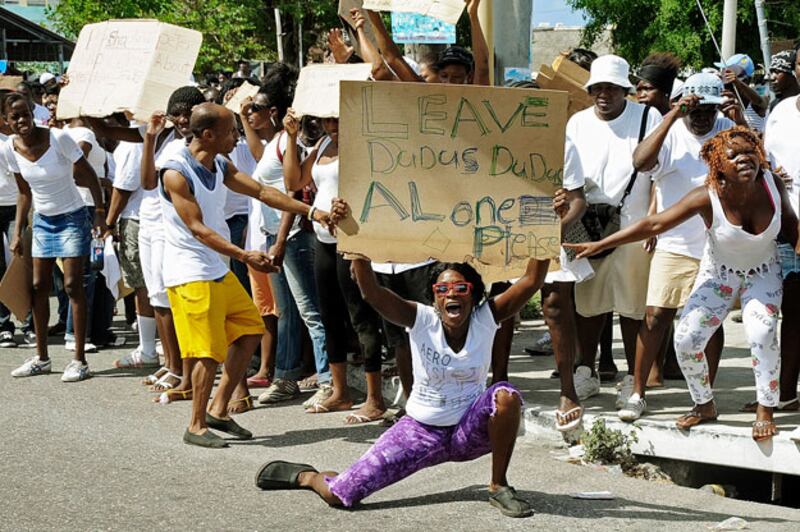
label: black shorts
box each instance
[376,263,437,348]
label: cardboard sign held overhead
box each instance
[0,75,23,91]
[337,81,568,280]
[363,0,465,24]
[536,57,593,118]
[57,19,202,122]
[225,82,261,114]
[292,64,373,118]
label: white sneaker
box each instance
[574,366,600,401]
[615,374,635,410]
[11,356,52,377]
[155,341,164,356]
[789,426,800,443]
[61,360,91,382]
[618,394,646,421]
[113,347,159,368]
[303,383,334,409]
[65,341,98,353]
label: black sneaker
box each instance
[0,331,17,348]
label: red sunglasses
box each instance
[432,282,473,296]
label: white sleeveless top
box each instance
[159,147,231,287]
[310,136,338,244]
[705,171,780,277]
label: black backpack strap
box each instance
[617,104,651,210]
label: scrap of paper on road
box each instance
[57,19,202,122]
[292,64,373,118]
[363,0,466,24]
[337,81,567,281]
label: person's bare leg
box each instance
[188,358,217,435]
[394,341,413,399]
[491,318,514,384]
[62,257,88,364]
[542,283,581,422]
[347,371,386,423]
[310,361,353,412]
[135,288,154,319]
[297,470,344,505]
[598,314,617,377]
[633,307,676,398]
[646,326,670,388]
[228,374,253,414]
[780,279,800,403]
[619,316,642,376]
[576,313,607,376]
[208,334,261,420]
[488,390,521,491]
[706,326,724,387]
[31,258,55,361]
[253,315,277,380]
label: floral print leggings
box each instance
[674,258,782,407]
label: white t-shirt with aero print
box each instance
[405,302,499,427]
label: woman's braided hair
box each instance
[700,125,769,194]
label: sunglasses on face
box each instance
[432,282,473,296]
[250,102,270,113]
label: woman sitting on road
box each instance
[566,126,798,442]
[254,256,549,518]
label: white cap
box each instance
[683,72,724,105]
[39,72,56,85]
[670,78,684,100]
[584,54,633,91]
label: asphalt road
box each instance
[2,328,799,531]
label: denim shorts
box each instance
[778,242,800,280]
[32,207,91,259]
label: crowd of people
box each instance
[2,0,800,517]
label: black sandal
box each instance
[255,461,317,490]
[489,486,534,518]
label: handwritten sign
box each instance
[363,0,465,24]
[292,64,373,118]
[337,81,567,278]
[225,81,260,114]
[391,12,456,44]
[57,19,202,122]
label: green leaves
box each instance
[567,0,800,69]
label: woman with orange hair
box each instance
[566,127,798,442]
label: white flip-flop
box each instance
[555,406,584,432]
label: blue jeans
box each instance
[227,214,251,295]
[267,231,330,383]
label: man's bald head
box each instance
[189,102,234,139]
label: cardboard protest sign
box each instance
[337,81,567,280]
[536,60,593,118]
[57,19,202,122]
[391,12,456,44]
[0,229,32,321]
[225,81,260,114]
[363,0,465,24]
[292,64,373,118]
[0,75,23,91]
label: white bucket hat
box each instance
[584,54,634,91]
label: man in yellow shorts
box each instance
[160,103,340,448]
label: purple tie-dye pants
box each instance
[326,381,522,507]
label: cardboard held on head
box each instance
[57,19,202,122]
[536,55,593,118]
[362,0,465,24]
[225,81,261,114]
[336,81,568,281]
[291,64,373,118]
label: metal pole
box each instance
[721,0,738,60]
[754,0,771,67]
[477,0,494,85]
[274,8,284,62]
[298,18,303,68]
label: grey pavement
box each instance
[1,317,799,531]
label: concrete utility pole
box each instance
[477,0,494,85]
[721,0,738,60]
[274,8,285,62]
[754,0,771,67]
[492,0,532,85]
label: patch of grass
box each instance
[582,419,639,472]
[519,292,542,320]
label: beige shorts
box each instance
[646,250,700,309]
[575,241,652,319]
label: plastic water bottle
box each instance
[90,230,104,271]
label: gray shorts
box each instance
[119,218,146,289]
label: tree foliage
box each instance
[48,0,342,73]
[567,0,800,69]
